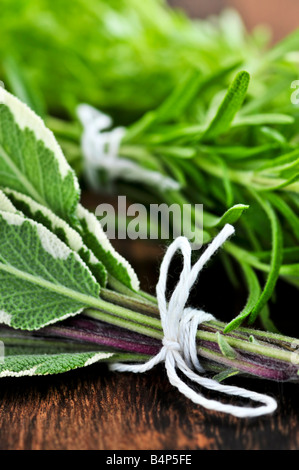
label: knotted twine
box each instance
[110,224,277,418]
[77,104,180,192]
[77,105,277,418]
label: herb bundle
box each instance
[0,3,298,416]
[0,87,299,392]
[103,63,299,335]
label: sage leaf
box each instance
[77,204,140,292]
[0,210,101,330]
[4,188,108,286]
[0,89,139,292]
[0,351,114,377]
[0,88,79,224]
[0,188,18,213]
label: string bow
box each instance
[77,104,180,191]
[111,224,277,418]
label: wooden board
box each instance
[0,364,298,450]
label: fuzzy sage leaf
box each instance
[0,88,80,224]
[0,210,101,330]
[77,204,140,292]
[3,188,108,286]
[0,351,114,377]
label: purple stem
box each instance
[35,316,161,356]
[199,340,299,381]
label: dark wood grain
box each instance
[0,364,299,450]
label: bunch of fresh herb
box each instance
[0,0,267,120]
[107,62,299,335]
[0,87,299,385]
[48,36,299,337]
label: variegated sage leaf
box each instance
[0,210,100,330]
[77,204,140,291]
[3,188,107,286]
[0,88,80,224]
[0,351,114,377]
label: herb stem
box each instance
[85,308,162,340]
[85,306,299,380]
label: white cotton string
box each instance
[77,104,180,192]
[110,224,277,418]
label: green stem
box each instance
[107,275,157,306]
[101,287,159,317]
[94,298,161,330]
[85,308,162,340]
[85,306,299,367]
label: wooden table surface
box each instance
[0,363,299,450]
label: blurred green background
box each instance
[1,0,298,124]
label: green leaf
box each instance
[204,204,249,228]
[0,88,79,224]
[200,144,281,161]
[258,126,286,144]
[249,196,283,324]
[216,332,237,359]
[77,204,140,292]
[267,193,299,241]
[0,351,114,377]
[232,113,294,127]
[224,263,261,333]
[201,70,250,140]
[3,188,108,286]
[265,29,299,62]
[0,187,18,213]
[259,304,280,334]
[259,149,299,172]
[249,335,259,344]
[125,63,240,140]
[280,264,299,277]
[155,145,196,159]
[0,210,100,330]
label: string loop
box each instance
[77,104,180,191]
